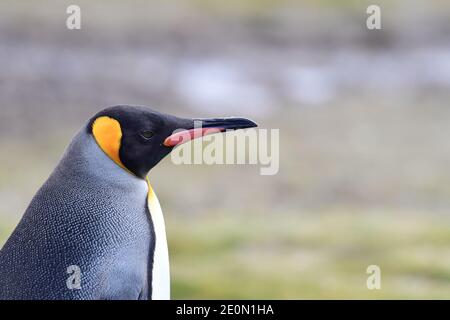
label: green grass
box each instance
[167,211,450,299]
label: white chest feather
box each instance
[147,183,170,300]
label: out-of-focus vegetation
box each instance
[169,211,450,299]
[1,0,449,298]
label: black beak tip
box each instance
[222,117,258,130]
[244,118,258,128]
[198,117,258,130]
[229,118,258,130]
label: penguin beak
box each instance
[163,117,258,147]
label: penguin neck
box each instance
[57,127,147,190]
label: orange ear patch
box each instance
[92,116,127,171]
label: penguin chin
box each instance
[131,149,173,179]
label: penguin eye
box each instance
[140,131,154,140]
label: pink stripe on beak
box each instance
[163,128,224,147]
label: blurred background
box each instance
[1,0,450,298]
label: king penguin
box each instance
[0,105,257,300]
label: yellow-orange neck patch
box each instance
[92,116,128,172]
[146,177,156,201]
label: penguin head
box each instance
[88,105,257,179]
